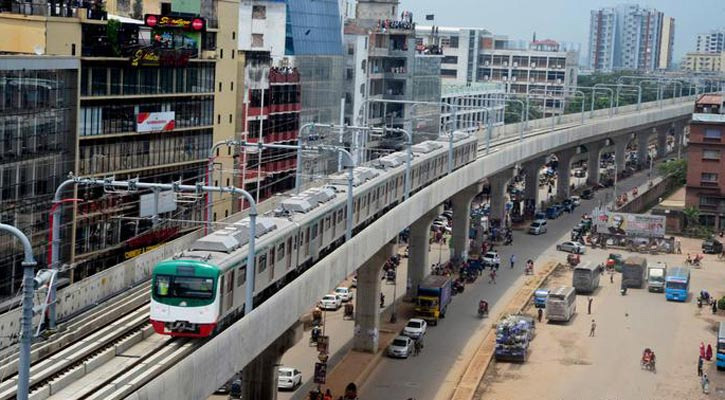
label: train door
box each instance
[221,271,234,314]
[268,247,275,282]
[304,227,310,257]
[286,237,293,270]
[331,211,337,239]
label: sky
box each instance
[398,0,725,63]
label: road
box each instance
[358,167,661,400]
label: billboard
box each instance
[593,209,666,238]
[139,190,178,218]
[137,112,175,132]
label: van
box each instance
[572,264,601,294]
[546,286,577,322]
[622,256,647,288]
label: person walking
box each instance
[698,356,704,377]
[587,297,593,315]
[610,271,614,284]
[707,344,713,361]
[702,373,710,394]
[380,292,385,308]
[713,300,718,315]
[510,254,516,269]
[537,308,543,323]
[589,319,596,337]
[700,342,706,360]
[323,389,333,400]
[488,269,497,284]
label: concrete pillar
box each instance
[586,142,603,186]
[673,121,687,157]
[243,325,302,400]
[488,168,514,224]
[637,130,651,168]
[522,157,545,203]
[614,138,628,174]
[450,183,483,264]
[407,206,443,298]
[656,128,668,158]
[556,148,576,200]
[353,242,395,353]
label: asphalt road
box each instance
[358,167,662,400]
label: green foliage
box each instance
[658,159,687,184]
[683,206,701,236]
[106,19,122,57]
[718,296,725,311]
[504,100,541,124]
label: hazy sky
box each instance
[399,0,725,62]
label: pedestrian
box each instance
[698,356,704,377]
[713,300,718,315]
[610,271,614,284]
[510,254,516,269]
[380,292,385,308]
[589,319,596,337]
[324,389,333,400]
[707,344,713,361]
[414,338,422,356]
[489,269,497,284]
[702,373,710,394]
[588,297,593,315]
[537,308,543,323]
[700,342,706,359]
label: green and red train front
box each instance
[150,260,221,337]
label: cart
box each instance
[343,303,354,320]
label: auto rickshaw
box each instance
[343,303,354,320]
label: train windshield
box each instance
[154,275,214,299]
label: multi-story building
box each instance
[686,94,725,230]
[588,4,675,71]
[0,56,78,295]
[0,0,239,282]
[682,52,725,73]
[696,29,725,54]
[440,83,505,134]
[415,26,578,115]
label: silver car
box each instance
[387,335,415,358]
[528,220,548,235]
[557,241,586,254]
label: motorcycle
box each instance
[452,280,465,295]
[478,305,488,318]
[620,286,628,295]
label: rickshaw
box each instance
[641,348,656,371]
[343,303,354,320]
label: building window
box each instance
[252,5,266,19]
[252,34,264,48]
[441,69,457,78]
[700,196,720,207]
[449,36,459,48]
[702,149,721,160]
[701,172,719,185]
[442,56,458,64]
[704,128,722,140]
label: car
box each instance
[529,220,548,235]
[334,286,354,302]
[702,238,723,254]
[556,241,586,254]
[277,367,302,390]
[570,196,581,206]
[561,200,575,213]
[387,335,415,358]
[403,318,427,339]
[545,205,563,219]
[482,251,501,267]
[580,188,594,200]
[319,294,342,310]
[533,211,546,221]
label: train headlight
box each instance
[180,301,187,307]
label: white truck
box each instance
[647,262,667,292]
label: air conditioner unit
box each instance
[512,89,517,93]
[530,78,534,83]
[531,63,536,68]
[557,79,562,84]
[485,61,490,66]
[503,76,508,81]
[512,76,517,81]
[513,62,518,67]
[484,75,489,80]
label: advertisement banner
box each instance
[593,209,666,238]
[137,111,175,132]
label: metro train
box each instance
[150,133,478,337]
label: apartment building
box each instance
[682,52,725,74]
[696,29,725,54]
[588,4,675,71]
[0,0,239,281]
[686,94,725,230]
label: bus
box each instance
[546,286,577,322]
[717,322,725,370]
[572,263,601,294]
[664,266,690,302]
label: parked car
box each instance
[482,251,501,268]
[387,336,415,358]
[277,367,302,390]
[580,188,594,200]
[557,241,587,254]
[403,318,427,339]
[702,238,723,254]
[546,205,563,219]
[319,294,342,310]
[334,286,354,302]
[534,211,546,221]
[528,220,548,235]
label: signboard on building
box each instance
[593,208,666,238]
[139,190,178,217]
[144,14,206,31]
[137,112,175,132]
[171,0,201,15]
[313,362,327,384]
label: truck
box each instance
[415,276,452,325]
[622,256,647,288]
[647,263,667,292]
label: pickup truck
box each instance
[415,276,452,325]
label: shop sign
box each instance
[144,14,206,31]
[137,111,176,133]
[130,48,191,67]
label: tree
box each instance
[682,206,700,235]
[658,158,687,184]
[131,0,143,20]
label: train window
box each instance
[311,224,317,239]
[258,254,267,272]
[319,222,323,236]
[269,248,275,266]
[337,209,343,223]
[226,272,233,292]
[237,265,246,286]
[305,228,310,244]
[366,193,371,206]
[277,243,285,259]
[325,216,331,229]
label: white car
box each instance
[277,367,302,390]
[387,335,415,358]
[482,251,501,267]
[528,220,548,235]
[570,196,581,206]
[403,318,427,339]
[319,294,342,310]
[557,241,586,254]
[334,286,354,302]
